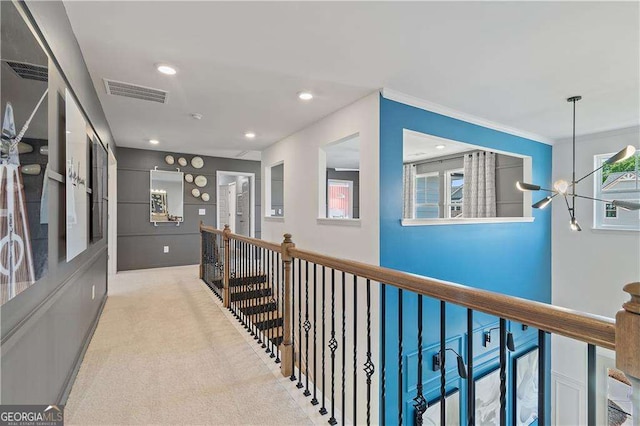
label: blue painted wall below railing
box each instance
[379,95,552,425]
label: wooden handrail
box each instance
[198,225,617,350]
[288,246,616,351]
[200,224,224,235]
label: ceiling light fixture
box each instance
[191,113,203,120]
[149,139,159,145]
[435,144,445,150]
[516,96,639,231]
[298,92,313,101]
[244,132,256,139]
[156,64,177,75]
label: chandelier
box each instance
[516,96,639,231]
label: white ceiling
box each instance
[403,130,474,163]
[325,135,360,169]
[63,1,639,160]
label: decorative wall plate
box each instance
[165,155,175,165]
[191,156,204,169]
[201,193,210,202]
[194,175,207,187]
[185,174,194,183]
[191,188,201,198]
[178,157,187,167]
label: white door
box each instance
[218,185,229,230]
[228,183,236,233]
[107,149,117,274]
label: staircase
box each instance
[204,273,284,348]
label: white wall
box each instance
[261,92,380,423]
[551,126,640,425]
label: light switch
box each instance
[164,246,169,253]
[199,208,206,216]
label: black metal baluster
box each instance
[587,343,596,426]
[467,309,474,426]
[381,283,386,425]
[258,247,265,346]
[364,279,374,426]
[413,294,426,425]
[297,259,304,390]
[275,252,281,364]
[320,266,328,415]
[329,268,338,425]
[231,240,236,317]
[398,288,403,426]
[341,271,346,426]
[499,318,507,426]
[538,330,546,426]
[353,275,358,426]
[245,242,251,333]
[267,250,273,355]
[291,258,297,382]
[311,263,319,405]
[440,301,446,426]
[304,261,311,397]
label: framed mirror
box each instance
[150,169,184,223]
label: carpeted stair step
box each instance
[240,301,277,315]
[254,316,283,331]
[231,287,272,302]
[229,275,267,287]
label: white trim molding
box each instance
[401,217,535,226]
[381,88,554,145]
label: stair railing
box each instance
[200,223,639,426]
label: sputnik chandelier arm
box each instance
[515,96,639,231]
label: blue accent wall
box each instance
[379,96,552,425]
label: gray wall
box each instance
[326,168,360,219]
[2,1,112,405]
[117,147,260,271]
[413,151,523,217]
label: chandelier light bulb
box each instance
[570,218,582,232]
[553,179,569,194]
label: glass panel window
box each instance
[594,151,639,231]
[446,169,464,218]
[415,173,439,218]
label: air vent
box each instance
[103,79,168,104]
[4,61,48,82]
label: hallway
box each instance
[66,265,313,425]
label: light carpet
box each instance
[65,265,312,425]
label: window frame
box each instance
[326,179,354,219]
[444,168,464,219]
[593,151,640,231]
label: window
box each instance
[594,151,640,231]
[265,162,284,218]
[445,169,464,218]
[327,179,353,218]
[320,134,360,220]
[415,173,439,218]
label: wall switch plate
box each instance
[92,285,95,300]
[199,208,206,216]
[164,246,169,253]
[271,209,276,215]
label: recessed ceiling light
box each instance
[156,64,177,75]
[191,113,203,120]
[435,144,446,150]
[298,92,313,101]
[149,139,160,145]
[244,132,256,139]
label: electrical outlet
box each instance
[92,285,95,300]
[164,246,169,253]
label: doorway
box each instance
[216,171,255,237]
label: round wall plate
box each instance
[201,193,210,202]
[191,156,204,169]
[185,174,194,183]
[165,155,175,165]
[194,175,208,187]
[178,157,187,167]
[191,188,201,198]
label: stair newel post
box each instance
[223,225,231,308]
[199,221,204,280]
[615,282,640,422]
[280,233,295,377]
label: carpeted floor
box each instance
[65,265,313,425]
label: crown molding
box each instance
[381,88,554,146]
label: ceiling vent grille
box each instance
[4,61,48,82]
[103,79,168,104]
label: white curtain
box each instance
[403,164,416,219]
[462,152,496,218]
